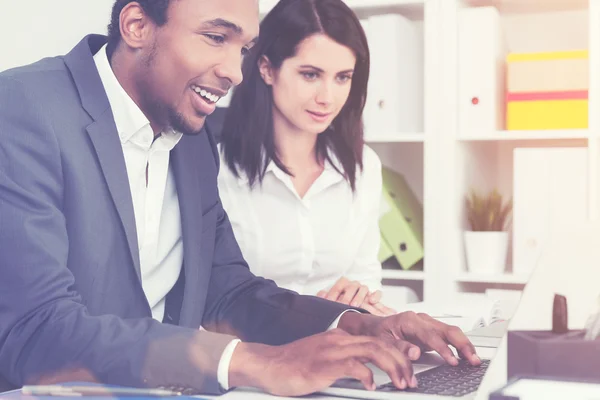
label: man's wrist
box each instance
[338,310,380,336]
[229,341,273,390]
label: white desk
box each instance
[475,222,600,400]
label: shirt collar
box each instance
[237,146,345,187]
[93,44,182,150]
[265,147,344,174]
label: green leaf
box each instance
[464,188,512,231]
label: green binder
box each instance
[379,167,424,270]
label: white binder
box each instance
[513,147,588,276]
[458,7,507,134]
[362,14,423,138]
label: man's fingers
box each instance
[426,334,459,366]
[394,340,421,361]
[317,290,327,298]
[444,325,481,365]
[338,339,416,389]
[340,359,376,391]
[417,314,480,366]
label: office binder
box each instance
[506,50,589,130]
[506,97,588,130]
[506,50,589,93]
[512,148,588,276]
[378,167,424,270]
[458,6,506,133]
[363,14,423,138]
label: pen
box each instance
[21,385,182,397]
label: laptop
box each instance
[318,321,507,399]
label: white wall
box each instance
[0,0,114,72]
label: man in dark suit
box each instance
[0,0,480,396]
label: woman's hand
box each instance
[317,277,397,316]
[317,277,370,307]
[360,296,397,317]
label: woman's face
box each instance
[260,34,356,136]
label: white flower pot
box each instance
[464,231,509,275]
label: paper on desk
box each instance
[503,378,600,400]
[434,316,486,333]
[399,295,501,330]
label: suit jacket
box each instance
[0,35,351,395]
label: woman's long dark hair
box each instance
[220,0,370,191]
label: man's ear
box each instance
[258,55,275,85]
[118,2,154,51]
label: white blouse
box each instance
[217,144,383,296]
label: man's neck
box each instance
[109,49,163,136]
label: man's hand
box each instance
[338,311,481,367]
[229,329,419,396]
[316,278,397,316]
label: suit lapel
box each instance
[171,135,204,325]
[87,117,141,279]
[65,35,142,280]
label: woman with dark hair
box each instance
[218,0,395,315]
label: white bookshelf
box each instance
[455,273,530,285]
[258,0,600,306]
[458,129,590,141]
[382,269,427,280]
[365,132,426,143]
[437,0,600,305]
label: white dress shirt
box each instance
[93,45,239,389]
[218,144,383,296]
[93,44,183,322]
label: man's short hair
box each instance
[106,0,173,57]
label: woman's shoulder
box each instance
[360,144,382,179]
[348,144,382,197]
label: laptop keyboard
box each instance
[377,359,490,397]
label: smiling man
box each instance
[0,0,478,396]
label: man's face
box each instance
[135,0,259,135]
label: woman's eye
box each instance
[338,75,352,83]
[302,72,318,80]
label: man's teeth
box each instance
[192,86,220,103]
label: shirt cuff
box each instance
[218,338,241,391]
[327,309,361,330]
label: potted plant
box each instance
[464,188,513,275]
